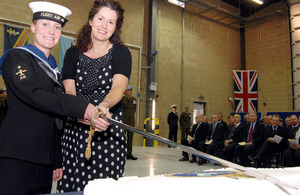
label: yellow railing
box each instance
[143,118,159,147]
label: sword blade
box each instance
[107,117,297,192]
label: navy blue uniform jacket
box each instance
[0,49,89,167]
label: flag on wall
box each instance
[59,35,75,72]
[4,24,29,51]
[1,24,29,74]
[233,70,258,113]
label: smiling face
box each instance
[291,115,298,126]
[89,6,117,43]
[31,19,62,56]
[272,116,280,127]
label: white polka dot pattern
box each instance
[57,46,126,192]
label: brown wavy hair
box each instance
[77,0,125,53]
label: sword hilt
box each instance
[85,111,102,160]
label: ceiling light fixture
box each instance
[168,0,185,8]
[252,0,263,5]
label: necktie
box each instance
[194,123,201,138]
[273,126,277,135]
[232,125,236,132]
[211,123,216,139]
[247,123,254,142]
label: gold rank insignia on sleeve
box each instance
[15,66,27,80]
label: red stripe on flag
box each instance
[234,72,257,112]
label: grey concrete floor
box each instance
[124,146,220,177]
[52,146,221,193]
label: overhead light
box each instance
[168,0,185,8]
[252,0,263,4]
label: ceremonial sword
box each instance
[87,112,298,194]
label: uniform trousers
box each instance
[124,117,135,156]
[0,157,53,195]
[181,127,189,140]
[168,127,178,143]
[126,130,134,156]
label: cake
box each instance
[84,168,300,195]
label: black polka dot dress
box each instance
[57,46,127,192]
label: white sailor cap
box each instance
[126,86,133,91]
[171,104,177,108]
[29,1,72,27]
[0,88,6,94]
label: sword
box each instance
[88,112,298,193]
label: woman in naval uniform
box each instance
[0,1,107,194]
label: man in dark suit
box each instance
[198,113,226,165]
[227,115,234,128]
[218,112,227,128]
[167,104,179,147]
[283,115,300,167]
[205,114,235,161]
[235,111,263,166]
[224,114,245,162]
[255,114,287,168]
[243,113,249,125]
[262,115,268,126]
[288,115,299,137]
[285,116,292,128]
[180,114,208,162]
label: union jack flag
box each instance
[233,70,258,113]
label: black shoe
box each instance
[127,155,138,160]
[179,156,189,161]
[131,156,138,160]
[197,159,203,165]
[189,158,196,163]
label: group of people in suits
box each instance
[178,111,300,168]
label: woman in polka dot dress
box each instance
[57,0,132,192]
